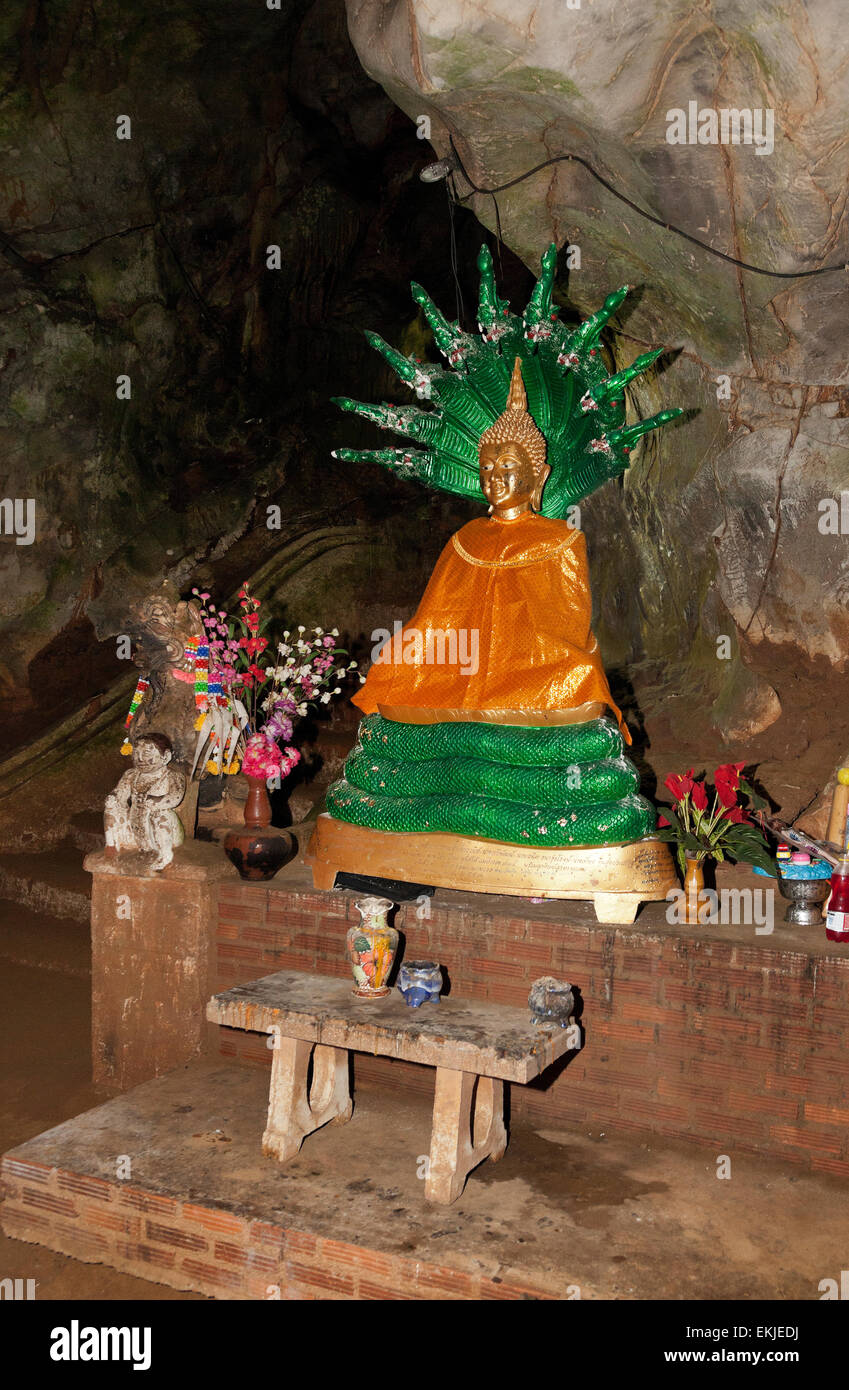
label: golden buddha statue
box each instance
[354,359,629,737]
[307,247,680,920]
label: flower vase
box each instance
[681,855,708,924]
[346,896,398,999]
[243,775,272,829]
[223,773,295,881]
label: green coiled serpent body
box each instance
[358,713,623,765]
[345,746,638,805]
[326,780,654,847]
[326,714,655,848]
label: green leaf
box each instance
[739,777,770,812]
[722,825,775,874]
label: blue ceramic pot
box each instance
[397,960,442,1008]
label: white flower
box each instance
[297,703,308,716]
[331,628,339,636]
[320,692,331,704]
[297,625,305,633]
[336,668,346,678]
[315,627,324,636]
[333,687,341,695]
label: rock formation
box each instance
[344,0,849,761]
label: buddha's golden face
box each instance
[479,442,539,515]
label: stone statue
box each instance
[125,581,205,766]
[104,733,186,871]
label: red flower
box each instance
[246,614,260,632]
[657,813,671,828]
[714,762,745,809]
[664,769,695,803]
[723,805,748,824]
[691,781,709,812]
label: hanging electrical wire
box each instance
[422,137,847,281]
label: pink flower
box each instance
[242,733,283,778]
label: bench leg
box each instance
[262,1037,352,1163]
[425,1069,507,1205]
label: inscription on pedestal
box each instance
[307,816,678,902]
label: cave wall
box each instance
[344,0,849,748]
[1,0,847,810]
[0,0,495,753]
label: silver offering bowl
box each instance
[776,875,831,926]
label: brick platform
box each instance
[216,858,849,1177]
[6,1055,849,1301]
[0,1061,565,1300]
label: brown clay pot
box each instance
[224,829,296,881]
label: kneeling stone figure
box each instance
[104,733,186,871]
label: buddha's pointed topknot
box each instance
[506,356,527,412]
[478,356,547,474]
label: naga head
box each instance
[478,357,550,516]
[128,581,204,673]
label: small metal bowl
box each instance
[776,875,831,926]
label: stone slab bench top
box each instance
[207,970,574,1084]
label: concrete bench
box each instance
[207,970,579,1204]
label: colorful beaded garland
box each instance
[120,677,150,755]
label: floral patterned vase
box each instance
[346,896,398,999]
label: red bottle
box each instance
[825,857,849,942]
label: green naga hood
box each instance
[332,243,683,516]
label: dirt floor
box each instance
[2,948,847,1301]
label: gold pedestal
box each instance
[305,814,677,924]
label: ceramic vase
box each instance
[681,854,707,924]
[223,772,295,881]
[243,774,272,829]
[397,960,442,1008]
[347,896,398,999]
[223,829,295,881]
[528,976,575,1028]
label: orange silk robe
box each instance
[353,511,629,742]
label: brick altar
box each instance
[83,840,849,1175]
[6,839,849,1301]
[85,844,230,1092]
[216,856,849,1177]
